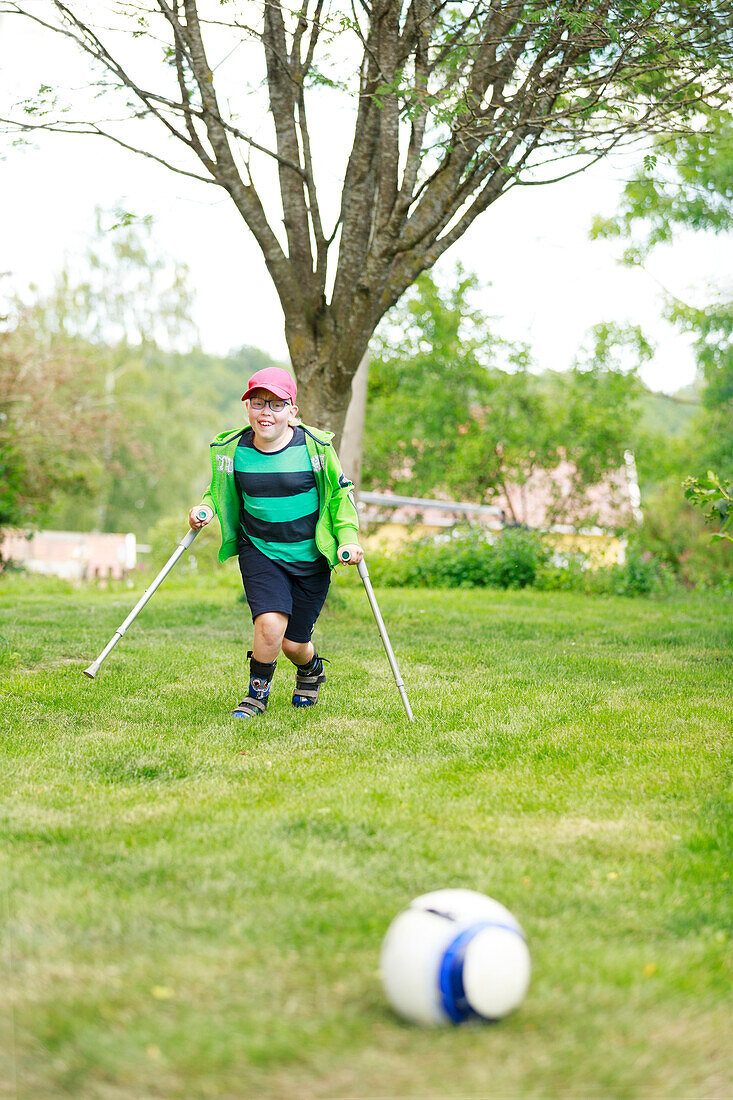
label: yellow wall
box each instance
[543,530,623,567]
[360,522,452,554]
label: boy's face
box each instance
[246,387,297,446]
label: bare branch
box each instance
[263,0,314,283]
[296,91,328,291]
[177,0,299,300]
[156,0,216,172]
[302,0,325,76]
[49,1,195,148]
[0,115,216,182]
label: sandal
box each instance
[292,653,328,707]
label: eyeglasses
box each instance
[249,397,290,412]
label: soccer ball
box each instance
[380,888,531,1026]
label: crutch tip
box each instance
[83,665,98,679]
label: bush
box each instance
[146,514,221,576]
[534,553,591,592]
[490,527,549,588]
[638,482,732,589]
[606,544,675,596]
[368,527,547,590]
[367,528,488,588]
[368,528,677,597]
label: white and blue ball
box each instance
[380,888,531,1026]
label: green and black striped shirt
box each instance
[235,426,328,575]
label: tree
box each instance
[0,319,109,533]
[8,208,204,532]
[3,1,733,443]
[16,206,198,351]
[364,267,504,496]
[363,270,644,523]
[4,210,272,536]
[589,126,733,580]
[591,117,733,478]
[450,321,644,522]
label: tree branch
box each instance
[0,115,217,182]
[157,0,216,174]
[179,0,299,303]
[263,0,315,286]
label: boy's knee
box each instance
[282,637,311,662]
[254,612,288,647]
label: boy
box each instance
[189,367,363,719]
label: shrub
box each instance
[489,527,549,588]
[541,544,676,596]
[368,528,677,597]
[604,544,676,596]
[146,514,221,575]
[534,552,591,592]
[636,482,732,589]
[368,527,548,590]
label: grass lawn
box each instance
[1,568,731,1099]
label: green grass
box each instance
[1,570,731,1099]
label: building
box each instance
[1,530,138,581]
[357,451,642,566]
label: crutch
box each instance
[341,551,414,720]
[83,516,206,679]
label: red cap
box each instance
[241,367,297,404]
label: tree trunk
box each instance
[338,352,369,492]
[285,311,371,448]
[293,358,353,445]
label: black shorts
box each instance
[238,544,331,644]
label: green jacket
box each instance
[200,424,359,568]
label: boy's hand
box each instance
[338,543,364,565]
[189,505,213,530]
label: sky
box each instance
[2,6,729,395]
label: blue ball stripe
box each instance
[438,920,526,1024]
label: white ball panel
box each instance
[380,908,454,1026]
[462,927,531,1019]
